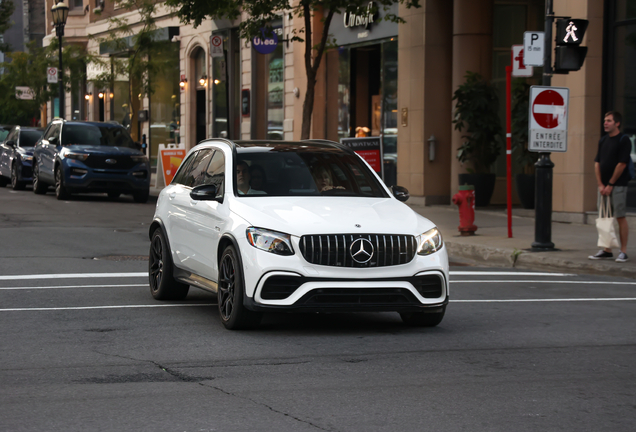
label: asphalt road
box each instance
[1,187,635,431]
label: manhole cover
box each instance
[92,255,148,261]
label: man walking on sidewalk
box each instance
[589,111,631,262]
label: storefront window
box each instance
[149,40,180,170]
[382,39,398,186]
[267,33,284,140]
[252,24,284,139]
[212,30,241,139]
[337,47,351,140]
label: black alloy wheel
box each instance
[32,161,47,194]
[218,245,262,330]
[149,229,189,300]
[55,165,70,200]
[11,163,25,190]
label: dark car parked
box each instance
[0,126,44,190]
[32,120,151,202]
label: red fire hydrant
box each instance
[452,185,478,236]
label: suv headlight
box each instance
[131,155,148,163]
[246,227,294,256]
[65,152,89,161]
[417,228,443,255]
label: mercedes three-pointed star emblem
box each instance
[350,238,374,263]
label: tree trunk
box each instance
[299,3,334,140]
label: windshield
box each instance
[0,130,9,141]
[61,124,136,148]
[20,130,43,147]
[235,146,389,198]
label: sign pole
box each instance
[506,64,513,238]
[532,0,556,250]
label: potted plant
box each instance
[511,80,539,209]
[453,71,503,207]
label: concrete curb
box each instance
[446,240,636,278]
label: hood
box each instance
[230,197,436,237]
[65,145,142,156]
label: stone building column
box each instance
[450,0,493,197]
[551,0,604,221]
[397,0,453,204]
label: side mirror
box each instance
[48,136,58,145]
[190,184,221,202]
[6,140,16,148]
[391,185,410,202]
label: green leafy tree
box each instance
[165,0,421,139]
[90,0,164,140]
[453,71,503,174]
[0,40,88,125]
[0,0,15,52]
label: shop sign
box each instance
[331,3,397,46]
[15,86,34,100]
[340,136,384,177]
[528,86,569,153]
[252,27,281,55]
[343,2,377,30]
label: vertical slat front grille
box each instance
[300,234,417,268]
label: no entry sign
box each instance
[528,86,569,152]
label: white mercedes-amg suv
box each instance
[149,139,449,329]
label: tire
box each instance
[133,189,150,203]
[32,160,47,194]
[55,165,70,200]
[11,163,25,190]
[400,306,446,327]
[149,228,189,300]
[218,245,262,330]
[107,191,121,200]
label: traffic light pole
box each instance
[532,0,556,250]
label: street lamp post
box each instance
[51,2,69,119]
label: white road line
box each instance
[0,284,148,290]
[451,280,636,285]
[452,298,636,302]
[0,304,216,312]
[0,273,148,281]
[0,271,573,282]
[449,271,574,277]
[1,298,636,312]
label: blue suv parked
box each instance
[32,120,151,202]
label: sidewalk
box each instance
[408,203,636,278]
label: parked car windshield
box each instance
[61,124,137,148]
[235,144,389,198]
[0,130,9,141]
[20,130,43,147]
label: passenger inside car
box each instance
[249,164,267,193]
[236,160,266,195]
[311,165,345,193]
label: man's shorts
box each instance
[598,186,627,218]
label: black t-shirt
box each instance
[594,133,632,186]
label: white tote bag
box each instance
[596,195,620,249]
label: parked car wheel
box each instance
[32,161,47,194]
[11,163,25,190]
[149,228,190,300]
[133,189,150,203]
[218,245,263,330]
[55,165,70,200]
[400,306,446,327]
